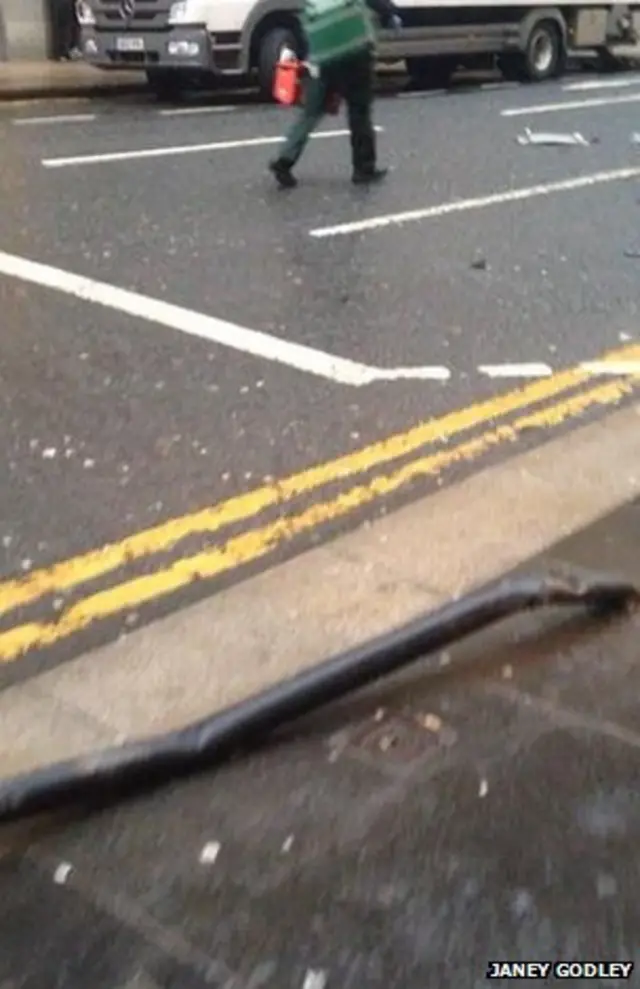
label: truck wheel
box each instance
[257,26,299,98]
[504,18,565,82]
[406,56,456,89]
[146,69,187,101]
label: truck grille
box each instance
[94,0,171,30]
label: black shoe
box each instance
[269,159,297,189]
[352,167,388,186]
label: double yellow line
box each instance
[1,343,639,664]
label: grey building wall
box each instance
[0,0,49,60]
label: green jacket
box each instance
[301,0,377,66]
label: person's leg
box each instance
[48,0,65,59]
[270,72,327,188]
[68,0,81,54]
[60,0,75,57]
[342,50,386,183]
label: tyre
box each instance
[257,26,299,99]
[406,55,457,89]
[499,18,565,83]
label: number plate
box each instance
[116,37,145,52]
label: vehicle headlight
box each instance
[75,1,96,25]
[169,1,193,23]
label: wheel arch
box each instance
[240,0,303,72]
[518,7,568,50]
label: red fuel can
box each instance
[273,51,302,106]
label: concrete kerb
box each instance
[0,81,147,102]
[0,64,147,102]
[1,402,640,781]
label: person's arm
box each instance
[364,0,401,28]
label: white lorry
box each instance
[75,0,640,97]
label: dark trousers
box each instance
[49,0,78,59]
[278,48,376,174]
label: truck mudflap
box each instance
[79,25,214,72]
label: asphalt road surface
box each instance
[2,71,640,680]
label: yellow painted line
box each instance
[1,342,639,621]
[0,375,635,664]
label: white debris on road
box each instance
[478,779,489,798]
[419,713,443,733]
[53,862,73,885]
[517,127,590,146]
[281,835,295,853]
[302,970,327,989]
[199,841,221,865]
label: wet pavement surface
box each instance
[1,497,639,988]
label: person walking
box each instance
[49,0,80,60]
[268,0,402,189]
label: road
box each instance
[1,70,640,681]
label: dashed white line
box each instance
[501,90,640,116]
[480,81,521,91]
[41,126,383,168]
[158,105,236,117]
[397,89,446,100]
[478,363,553,378]
[0,249,448,387]
[13,113,97,126]
[581,360,640,375]
[563,74,640,91]
[309,166,640,238]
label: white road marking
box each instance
[478,363,553,378]
[13,113,97,126]
[397,89,446,100]
[42,127,383,168]
[563,75,640,91]
[0,97,89,111]
[481,81,521,91]
[581,360,640,375]
[501,90,640,116]
[0,249,449,387]
[309,166,640,238]
[158,105,236,117]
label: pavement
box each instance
[0,59,147,101]
[2,63,640,985]
[1,405,640,987]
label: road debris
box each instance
[302,970,327,989]
[53,862,73,885]
[478,779,489,798]
[502,664,514,680]
[373,708,386,722]
[470,257,488,271]
[281,835,295,853]
[418,713,443,733]
[623,249,640,259]
[517,127,590,147]
[199,841,221,865]
[378,733,397,752]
